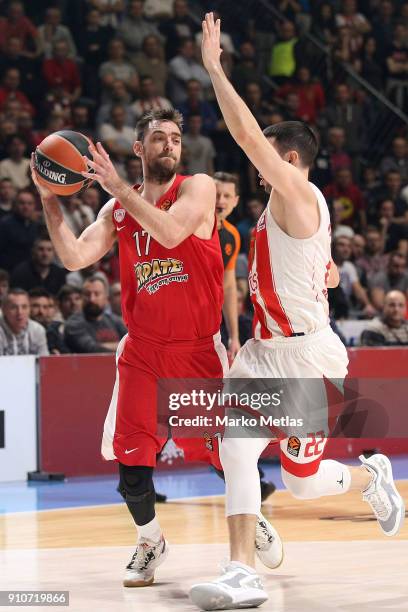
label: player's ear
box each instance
[133,140,143,158]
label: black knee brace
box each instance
[118,463,156,526]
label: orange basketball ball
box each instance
[34,130,94,196]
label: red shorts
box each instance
[102,334,228,469]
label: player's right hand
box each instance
[201,12,222,72]
[30,153,55,201]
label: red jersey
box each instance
[113,174,224,346]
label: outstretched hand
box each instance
[82,142,124,196]
[201,12,222,72]
[30,153,55,201]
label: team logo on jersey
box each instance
[203,432,213,451]
[114,208,126,223]
[160,199,173,211]
[287,436,301,457]
[134,258,189,294]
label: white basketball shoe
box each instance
[360,454,405,536]
[255,513,284,569]
[123,535,169,587]
[189,561,268,610]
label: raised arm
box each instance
[83,143,216,249]
[201,13,314,207]
[31,157,116,271]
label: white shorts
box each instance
[224,325,349,477]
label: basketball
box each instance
[34,130,94,196]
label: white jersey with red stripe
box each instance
[249,182,332,339]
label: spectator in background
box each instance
[360,36,384,91]
[311,2,337,45]
[42,40,82,105]
[380,137,408,183]
[65,261,109,289]
[336,0,371,34]
[160,0,199,59]
[333,25,362,72]
[46,284,83,353]
[368,251,408,311]
[0,136,30,190]
[369,170,408,224]
[70,105,94,140]
[275,65,325,124]
[356,226,389,278]
[326,126,352,173]
[0,68,35,117]
[0,178,15,219]
[10,237,67,295]
[134,35,168,98]
[168,38,212,104]
[237,198,266,253]
[318,83,363,155]
[38,7,77,59]
[378,199,408,252]
[61,195,95,237]
[183,114,215,175]
[0,1,41,59]
[109,281,122,317]
[323,167,366,231]
[332,199,355,239]
[0,36,38,96]
[64,276,126,353]
[96,79,135,127]
[28,287,53,327]
[360,290,408,346]
[143,0,173,20]
[118,0,163,60]
[81,186,102,216]
[130,76,172,120]
[125,157,143,184]
[231,41,260,95]
[99,104,136,176]
[333,235,376,317]
[86,0,125,29]
[78,8,113,98]
[268,21,299,83]
[372,0,396,55]
[385,23,408,109]
[0,268,9,313]
[244,81,275,129]
[177,79,218,135]
[0,189,40,271]
[0,288,48,355]
[99,38,139,101]
[352,233,366,261]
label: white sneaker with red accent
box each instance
[123,535,168,587]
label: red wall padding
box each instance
[38,348,408,477]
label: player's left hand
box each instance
[82,142,124,196]
[201,12,222,72]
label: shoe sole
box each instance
[362,454,406,537]
[190,584,268,610]
[123,575,154,588]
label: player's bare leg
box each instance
[228,514,256,567]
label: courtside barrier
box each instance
[32,347,408,477]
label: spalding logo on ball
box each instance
[34,130,95,196]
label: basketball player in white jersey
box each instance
[189,14,405,610]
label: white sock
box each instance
[138,516,161,542]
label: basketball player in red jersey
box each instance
[30,108,282,589]
[189,15,405,610]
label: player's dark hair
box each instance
[213,172,240,196]
[263,121,318,168]
[0,268,9,284]
[135,108,183,141]
[28,287,51,299]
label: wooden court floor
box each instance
[1,483,408,611]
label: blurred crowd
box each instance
[0,0,407,355]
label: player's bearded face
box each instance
[143,124,181,183]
